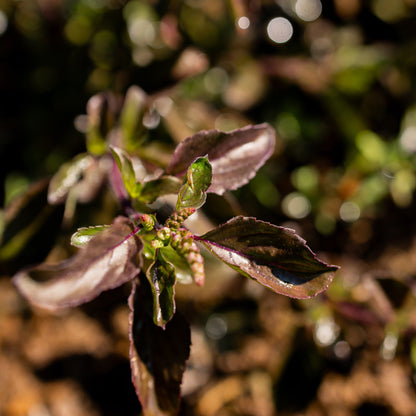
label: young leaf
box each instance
[146,253,176,328]
[198,216,339,299]
[129,275,190,416]
[13,216,142,310]
[110,146,141,198]
[139,176,182,204]
[176,156,212,211]
[166,123,275,195]
[70,225,110,248]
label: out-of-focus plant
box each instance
[2,87,338,415]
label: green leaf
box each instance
[110,146,141,198]
[13,216,142,310]
[120,86,147,151]
[129,275,190,415]
[160,245,193,284]
[199,216,339,299]
[146,253,176,327]
[139,176,182,204]
[70,225,110,248]
[176,156,212,211]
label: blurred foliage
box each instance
[3,0,416,415]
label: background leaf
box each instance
[13,216,142,310]
[0,179,64,274]
[199,216,338,298]
[166,124,275,195]
[48,153,94,205]
[129,275,190,415]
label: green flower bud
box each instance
[140,214,155,231]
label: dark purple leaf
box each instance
[166,123,275,195]
[129,275,190,415]
[198,216,338,298]
[13,216,142,310]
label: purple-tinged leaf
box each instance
[129,275,190,415]
[110,146,141,198]
[146,254,176,328]
[198,216,338,299]
[166,123,275,195]
[13,216,142,310]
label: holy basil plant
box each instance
[10,90,338,416]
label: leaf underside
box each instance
[166,123,275,195]
[13,216,142,310]
[199,216,339,299]
[129,275,190,416]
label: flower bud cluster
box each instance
[170,228,205,286]
[165,207,196,230]
[139,214,156,231]
[149,207,204,284]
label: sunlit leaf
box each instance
[146,253,176,327]
[129,276,190,415]
[166,123,275,195]
[70,225,110,248]
[198,216,339,298]
[48,153,94,205]
[139,176,182,204]
[13,216,142,310]
[176,156,212,210]
[110,146,141,198]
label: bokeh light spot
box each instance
[314,317,340,347]
[400,126,416,153]
[237,16,250,30]
[295,0,322,22]
[0,10,8,36]
[339,201,360,222]
[205,314,228,340]
[282,192,311,219]
[267,17,293,44]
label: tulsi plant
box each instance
[9,87,339,415]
